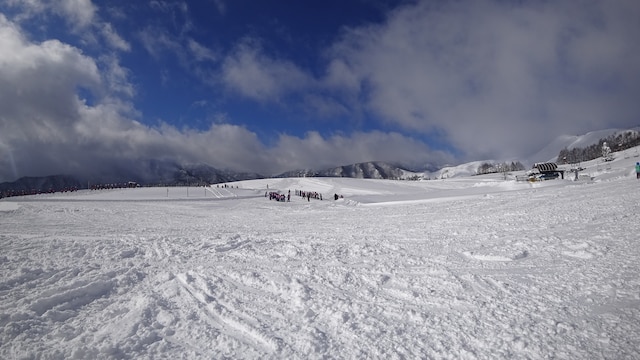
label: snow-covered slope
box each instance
[423,160,491,179]
[1,147,639,359]
[527,128,636,164]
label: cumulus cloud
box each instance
[326,0,640,160]
[7,0,95,29]
[0,14,134,179]
[221,39,314,102]
[269,131,452,171]
[2,0,95,28]
[0,14,101,133]
[0,13,445,182]
[3,0,129,52]
[3,0,637,183]
[0,14,231,180]
[58,0,96,29]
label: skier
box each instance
[636,162,640,179]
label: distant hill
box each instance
[171,163,263,186]
[0,162,263,196]
[1,161,419,196]
[3,127,640,195]
[0,175,83,196]
[276,161,417,180]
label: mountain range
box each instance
[1,128,636,194]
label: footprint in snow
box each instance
[561,242,594,259]
[561,250,594,259]
[462,250,529,262]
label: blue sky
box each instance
[1,0,639,182]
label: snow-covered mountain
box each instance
[425,161,492,179]
[428,128,640,180]
[3,128,639,193]
[526,128,640,164]
[276,161,419,180]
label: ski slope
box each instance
[1,150,639,359]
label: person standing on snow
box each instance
[636,162,640,179]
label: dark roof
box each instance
[534,162,558,172]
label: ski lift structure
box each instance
[527,162,565,181]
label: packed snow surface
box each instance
[2,150,640,359]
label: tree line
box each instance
[557,130,640,164]
[476,161,526,175]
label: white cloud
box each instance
[137,26,217,84]
[3,0,97,29]
[0,14,157,181]
[2,0,130,52]
[101,55,135,98]
[323,58,360,93]
[326,0,640,160]
[138,27,182,59]
[101,22,130,52]
[0,14,101,130]
[58,0,96,29]
[187,38,217,62]
[4,0,637,183]
[1,0,48,22]
[269,131,451,172]
[0,14,444,182]
[221,39,313,102]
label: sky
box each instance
[1,0,639,182]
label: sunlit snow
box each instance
[1,149,640,359]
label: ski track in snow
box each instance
[1,160,640,359]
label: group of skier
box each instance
[266,191,288,202]
[264,188,346,202]
[296,190,322,201]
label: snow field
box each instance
[1,154,640,359]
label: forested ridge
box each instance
[557,130,640,164]
[476,161,526,175]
